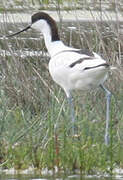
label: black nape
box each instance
[32,12,60,41]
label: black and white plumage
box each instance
[7,12,112,145]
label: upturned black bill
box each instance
[6,25,31,37]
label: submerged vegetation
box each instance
[0,0,123,177]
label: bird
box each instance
[7,12,112,145]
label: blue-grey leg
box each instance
[67,94,76,135]
[100,84,112,145]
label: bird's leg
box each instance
[67,94,76,135]
[100,84,112,145]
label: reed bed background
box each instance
[0,0,123,176]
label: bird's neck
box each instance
[44,37,66,57]
[41,24,67,57]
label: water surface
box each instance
[0,174,121,180]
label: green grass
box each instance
[0,8,123,176]
[0,87,122,175]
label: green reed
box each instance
[0,6,123,175]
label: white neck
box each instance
[41,26,66,57]
[32,19,70,57]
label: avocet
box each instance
[7,12,112,145]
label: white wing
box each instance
[50,50,107,70]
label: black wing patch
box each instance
[53,49,94,57]
[64,49,94,56]
[84,63,109,70]
[74,49,94,57]
[69,57,93,68]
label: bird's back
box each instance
[49,47,109,93]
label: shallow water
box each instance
[0,174,122,180]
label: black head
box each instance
[7,12,60,41]
[31,12,60,41]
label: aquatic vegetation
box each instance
[0,2,123,176]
